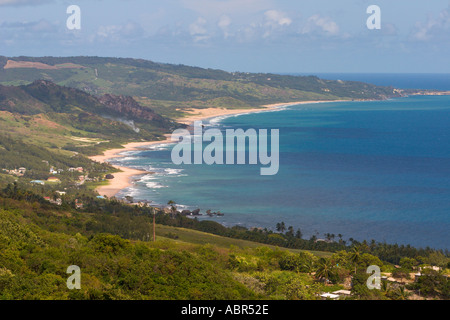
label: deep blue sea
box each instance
[112,75,450,249]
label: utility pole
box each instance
[153,208,156,242]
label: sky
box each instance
[0,0,449,73]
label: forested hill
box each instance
[0,80,177,136]
[0,55,411,118]
[0,80,180,162]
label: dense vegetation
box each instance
[0,184,448,300]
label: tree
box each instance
[295,229,303,240]
[411,269,450,299]
[286,226,294,238]
[303,258,315,276]
[399,257,417,271]
[276,222,286,233]
[380,279,391,297]
[395,286,411,300]
[392,268,410,283]
[349,246,361,274]
[167,200,177,215]
[315,258,335,283]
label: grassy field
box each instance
[155,224,332,258]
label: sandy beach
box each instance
[94,166,148,198]
[89,135,172,198]
[177,100,344,125]
[90,99,347,197]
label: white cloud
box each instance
[96,22,144,42]
[189,17,210,42]
[302,14,339,36]
[218,15,232,39]
[412,6,450,41]
[189,17,207,35]
[264,10,292,27]
[218,15,231,29]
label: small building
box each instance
[47,177,61,183]
[419,266,441,272]
[320,293,340,300]
[315,238,333,244]
[332,290,352,297]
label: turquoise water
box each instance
[113,95,450,249]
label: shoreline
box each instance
[89,99,348,197]
[89,135,173,198]
[177,99,347,125]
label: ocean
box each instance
[112,74,450,250]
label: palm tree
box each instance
[315,258,335,283]
[381,280,391,297]
[303,259,315,276]
[167,200,177,216]
[349,246,361,274]
[276,222,282,232]
[287,226,294,237]
[396,286,411,300]
[276,221,286,233]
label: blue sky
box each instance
[0,0,449,73]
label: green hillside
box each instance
[0,56,410,118]
[0,188,448,300]
[0,80,182,160]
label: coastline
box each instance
[89,99,348,198]
[89,135,173,198]
[177,99,347,125]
